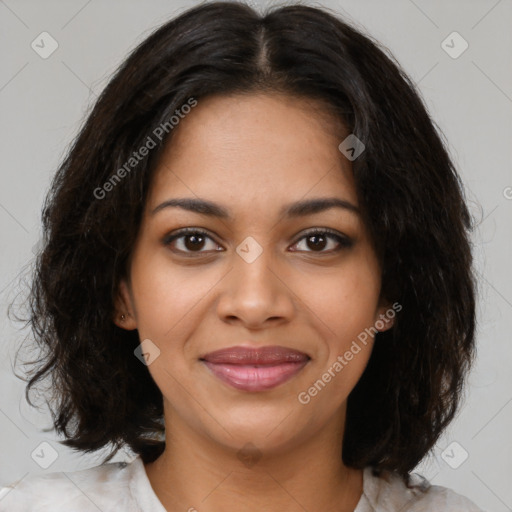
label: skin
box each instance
[114,92,394,512]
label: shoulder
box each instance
[0,456,144,512]
[360,466,484,512]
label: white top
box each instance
[0,455,483,511]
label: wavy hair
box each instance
[15,1,476,481]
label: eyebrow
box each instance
[151,197,360,219]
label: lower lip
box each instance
[202,360,309,391]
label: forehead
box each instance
[147,93,356,212]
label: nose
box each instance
[216,244,295,330]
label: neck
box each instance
[144,405,363,512]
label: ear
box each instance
[374,297,398,333]
[113,278,137,330]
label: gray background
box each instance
[1,0,511,510]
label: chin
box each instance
[207,413,309,456]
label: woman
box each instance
[2,2,482,510]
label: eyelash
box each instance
[162,227,353,256]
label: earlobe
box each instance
[375,301,396,333]
[113,279,137,330]
[376,314,394,332]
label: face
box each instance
[115,93,394,454]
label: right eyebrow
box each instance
[151,198,231,219]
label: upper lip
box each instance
[200,345,310,365]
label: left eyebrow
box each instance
[151,197,360,219]
[281,197,360,218]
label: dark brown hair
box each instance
[15,1,476,481]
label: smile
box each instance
[200,345,310,391]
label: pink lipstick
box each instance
[200,345,309,392]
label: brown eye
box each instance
[305,233,328,251]
[182,233,206,251]
[163,229,223,254]
[290,229,353,253]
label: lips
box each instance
[201,345,309,364]
[200,345,310,392]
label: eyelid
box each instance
[162,227,222,251]
[162,226,353,254]
[290,227,353,252]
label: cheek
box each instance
[295,261,381,342]
[294,261,379,397]
[129,251,222,342]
